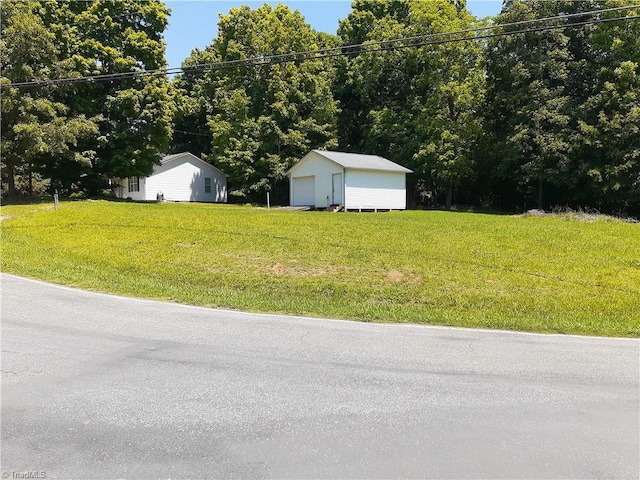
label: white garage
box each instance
[115,152,227,203]
[287,150,412,210]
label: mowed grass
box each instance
[1,200,639,337]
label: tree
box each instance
[180,4,337,202]
[409,0,485,208]
[53,0,175,194]
[171,47,218,157]
[334,0,412,156]
[483,0,640,213]
[335,0,484,207]
[484,0,573,210]
[2,0,175,198]
[575,1,640,212]
[0,0,96,198]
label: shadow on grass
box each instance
[1,195,59,206]
[407,205,515,216]
[0,195,161,207]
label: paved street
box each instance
[2,273,638,479]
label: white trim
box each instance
[162,152,227,177]
[128,176,140,192]
[287,151,411,176]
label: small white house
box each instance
[115,152,227,203]
[287,150,412,210]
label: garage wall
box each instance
[289,152,343,207]
[345,170,407,210]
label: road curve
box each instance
[1,273,638,479]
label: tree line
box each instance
[2,0,639,214]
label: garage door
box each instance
[292,175,315,206]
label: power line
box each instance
[174,129,210,137]
[8,13,638,87]
[177,13,640,73]
[4,5,640,88]
[176,5,640,73]
[7,3,640,59]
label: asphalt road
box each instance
[1,273,638,479]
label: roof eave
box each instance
[344,166,413,174]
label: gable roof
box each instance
[288,150,413,174]
[160,152,226,176]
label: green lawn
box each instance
[1,200,639,337]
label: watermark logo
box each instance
[2,471,46,479]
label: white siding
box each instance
[345,170,407,210]
[289,152,343,207]
[116,154,227,202]
[146,157,226,202]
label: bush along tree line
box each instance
[2,0,639,215]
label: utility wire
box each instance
[2,3,636,42]
[8,13,638,85]
[176,5,640,74]
[174,129,210,137]
[5,3,638,66]
[179,13,640,73]
[4,5,640,88]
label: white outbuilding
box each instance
[115,152,227,203]
[287,150,412,210]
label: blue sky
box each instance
[163,1,504,69]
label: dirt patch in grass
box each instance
[267,262,344,277]
[386,270,422,284]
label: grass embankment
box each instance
[1,201,638,337]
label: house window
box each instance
[128,176,139,192]
[204,177,212,193]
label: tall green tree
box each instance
[179,4,337,202]
[410,0,485,208]
[334,0,412,156]
[579,62,640,211]
[51,0,175,194]
[575,1,640,212]
[483,0,640,212]
[335,0,484,207]
[484,0,573,210]
[2,0,174,197]
[171,46,219,157]
[0,0,96,198]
